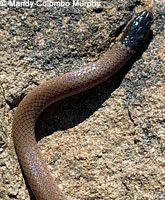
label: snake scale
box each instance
[12,10,153,200]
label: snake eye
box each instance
[121,10,153,50]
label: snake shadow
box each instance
[35,31,153,142]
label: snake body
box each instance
[12,11,153,200]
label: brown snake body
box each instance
[12,11,153,200]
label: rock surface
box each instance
[0,0,164,199]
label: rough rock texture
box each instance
[0,0,164,199]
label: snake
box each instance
[12,10,153,200]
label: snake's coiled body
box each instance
[12,11,153,200]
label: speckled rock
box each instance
[0,0,164,199]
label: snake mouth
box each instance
[121,10,153,50]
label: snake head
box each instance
[121,10,153,50]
